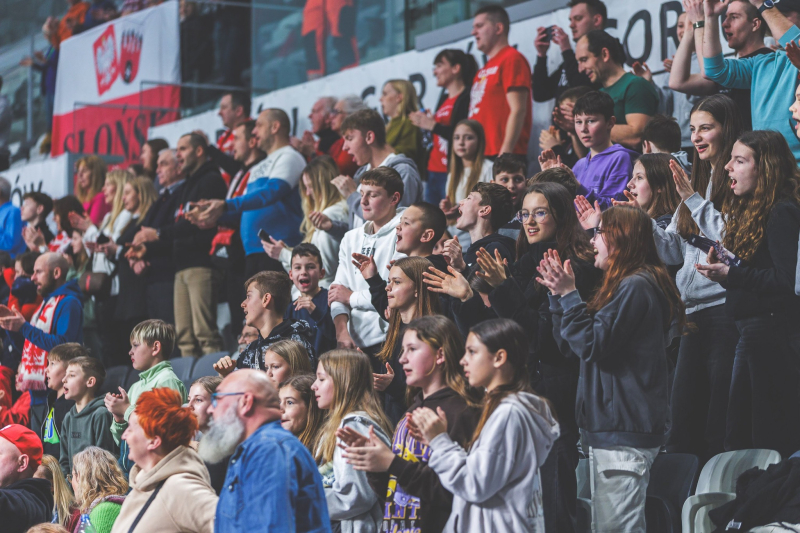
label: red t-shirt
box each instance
[468,46,532,156]
[428,95,458,173]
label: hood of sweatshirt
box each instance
[362,207,406,240]
[505,392,560,462]
[466,232,517,263]
[385,153,419,174]
[589,143,639,162]
[130,445,211,492]
[44,279,82,301]
[72,396,107,419]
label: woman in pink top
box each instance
[75,155,111,225]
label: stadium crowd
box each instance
[4,0,800,531]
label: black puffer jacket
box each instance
[236,318,318,371]
[1,477,53,533]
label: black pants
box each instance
[667,304,738,462]
[725,314,800,458]
[244,252,285,279]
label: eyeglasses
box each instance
[515,209,549,224]
[590,227,605,238]
[328,109,344,115]
[211,392,245,407]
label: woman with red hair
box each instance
[111,388,218,533]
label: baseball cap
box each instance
[0,425,43,466]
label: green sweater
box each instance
[386,116,423,171]
[89,501,122,533]
[110,361,187,444]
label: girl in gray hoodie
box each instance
[410,318,560,533]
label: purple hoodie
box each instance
[572,144,639,210]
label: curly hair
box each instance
[71,447,128,513]
[722,130,800,261]
[136,388,198,453]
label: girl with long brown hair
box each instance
[311,349,393,533]
[409,317,559,532]
[278,373,324,452]
[624,153,682,228]
[374,256,441,424]
[539,206,684,533]
[74,155,109,226]
[695,130,800,457]
[338,315,481,533]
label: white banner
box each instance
[0,154,71,207]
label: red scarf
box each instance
[18,294,65,391]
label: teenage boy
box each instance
[330,167,406,352]
[571,91,638,210]
[284,243,336,356]
[19,192,54,245]
[105,319,187,466]
[41,343,81,458]
[334,108,422,229]
[441,182,516,274]
[492,154,528,241]
[59,356,116,477]
[215,270,317,376]
[642,114,692,173]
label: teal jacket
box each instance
[704,25,800,161]
[110,361,187,445]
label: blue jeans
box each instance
[424,170,448,206]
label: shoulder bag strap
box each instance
[128,480,166,533]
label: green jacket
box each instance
[89,500,123,533]
[386,116,423,172]
[59,396,117,478]
[110,361,187,445]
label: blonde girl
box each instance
[263,339,313,387]
[34,454,76,528]
[381,79,423,169]
[278,373,324,451]
[71,446,129,533]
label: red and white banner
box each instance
[52,1,180,162]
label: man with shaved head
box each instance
[0,424,53,533]
[191,107,307,278]
[200,369,329,532]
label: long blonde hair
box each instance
[104,169,130,231]
[376,257,440,363]
[315,350,393,464]
[71,447,129,513]
[126,175,157,222]
[447,120,487,206]
[74,156,107,204]
[37,454,74,527]
[267,339,313,375]
[385,79,419,118]
[279,373,323,451]
[299,156,344,242]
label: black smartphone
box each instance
[257,229,270,242]
[96,234,110,245]
[545,25,556,41]
[687,234,714,253]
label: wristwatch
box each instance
[693,20,705,29]
[759,0,778,14]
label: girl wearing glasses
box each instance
[540,206,684,532]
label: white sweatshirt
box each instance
[428,392,560,533]
[330,208,406,348]
[84,209,133,296]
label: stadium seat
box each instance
[681,449,782,533]
[191,352,226,381]
[644,453,699,533]
[100,365,130,395]
[169,356,197,392]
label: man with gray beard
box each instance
[199,370,331,532]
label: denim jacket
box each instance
[214,420,331,533]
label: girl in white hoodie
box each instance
[410,318,560,532]
[312,349,394,533]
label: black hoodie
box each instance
[1,477,53,533]
[236,318,318,371]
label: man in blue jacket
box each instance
[200,369,330,533]
[0,177,26,257]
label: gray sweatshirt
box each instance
[427,392,559,533]
[59,396,117,477]
[346,154,423,229]
[652,180,727,314]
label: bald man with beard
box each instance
[200,369,330,532]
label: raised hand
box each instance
[373,362,394,391]
[475,248,507,288]
[68,211,93,232]
[631,61,653,83]
[440,235,466,272]
[574,195,602,230]
[423,265,472,302]
[787,41,800,70]
[409,406,448,445]
[534,26,552,56]
[684,0,705,23]
[670,159,694,201]
[535,249,577,296]
[538,149,563,171]
[612,190,639,208]
[213,355,236,377]
[341,426,396,472]
[261,236,286,260]
[409,110,437,131]
[539,126,562,151]
[351,253,378,280]
[104,387,130,422]
[309,211,333,231]
[551,26,571,52]
[704,0,730,18]
[336,426,370,448]
[331,175,357,198]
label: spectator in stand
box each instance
[292,96,340,161]
[74,156,110,226]
[213,92,251,182]
[112,388,217,533]
[40,344,80,460]
[532,0,604,102]
[261,156,348,291]
[45,0,89,48]
[139,138,169,181]
[671,0,773,133]
[576,30,659,149]
[133,133,227,356]
[703,0,800,160]
[569,91,639,209]
[191,109,307,278]
[543,86,592,166]
[381,80,424,171]
[20,44,58,153]
[125,149,185,326]
[642,114,692,173]
[328,94,365,176]
[334,108,422,229]
[20,193,54,246]
[0,178,26,257]
[410,49,478,206]
[491,153,528,240]
[277,374,324,452]
[0,425,52,533]
[70,447,127,533]
[75,0,118,32]
[0,77,10,171]
[468,5,532,157]
[23,196,83,255]
[35,454,77,529]
[200,370,329,531]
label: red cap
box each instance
[0,425,43,466]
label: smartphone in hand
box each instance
[257,229,270,242]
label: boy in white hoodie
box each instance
[329,167,405,353]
